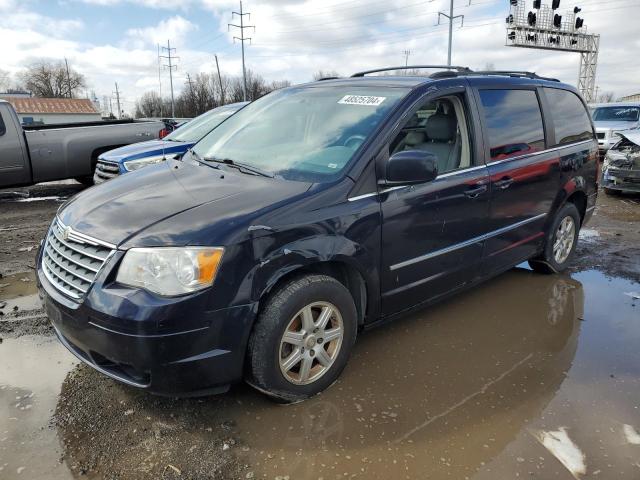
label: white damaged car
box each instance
[602,131,640,195]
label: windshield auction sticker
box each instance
[338,95,386,106]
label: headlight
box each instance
[116,247,224,296]
[123,154,175,172]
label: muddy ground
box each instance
[0,182,639,480]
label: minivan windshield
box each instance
[192,85,410,182]
[592,106,640,122]
[165,104,244,143]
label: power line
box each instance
[160,39,179,118]
[228,1,255,102]
[215,54,225,104]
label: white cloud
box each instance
[126,15,199,48]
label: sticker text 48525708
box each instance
[338,95,386,106]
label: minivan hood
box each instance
[59,159,311,247]
[101,140,192,163]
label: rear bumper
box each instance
[37,259,257,396]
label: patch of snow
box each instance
[623,424,640,445]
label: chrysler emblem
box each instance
[62,226,71,241]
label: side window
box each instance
[543,88,594,145]
[389,94,472,175]
[0,111,6,137]
[479,89,545,161]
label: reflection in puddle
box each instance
[45,268,640,479]
[225,269,585,479]
[0,336,77,480]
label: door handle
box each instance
[494,177,514,190]
[464,184,488,199]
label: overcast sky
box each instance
[1,0,638,114]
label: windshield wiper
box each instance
[204,157,274,178]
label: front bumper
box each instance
[602,168,640,193]
[37,251,257,396]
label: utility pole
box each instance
[64,58,73,98]
[438,0,465,66]
[113,82,122,119]
[160,40,179,117]
[157,43,163,117]
[185,73,196,115]
[403,49,411,67]
[228,1,254,102]
[215,54,225,105]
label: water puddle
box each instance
[0,336,77,480]
[0,271,41,314]
[2,268,639,479]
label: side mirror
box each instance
[381,150,438,186]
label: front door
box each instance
[0,105,30,187]
[379,89,491,316]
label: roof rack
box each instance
[465,70,560,82]
[351,65,472,77]
[316,76,340,81]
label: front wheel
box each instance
[247,274,357,403]
[529,203,580,274]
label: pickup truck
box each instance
[0,99,166,188]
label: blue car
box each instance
[93,102,247,183]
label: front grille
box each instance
[42,219,113,300]
[94,160,120,181]
[596,132,606,140]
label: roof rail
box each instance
[351,65,472,77]
[466,70,560,82]
[316,76,340,81]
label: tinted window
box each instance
[0,111,6,136]
[544,88,594,145]
[479,89,545,160]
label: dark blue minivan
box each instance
[38,67,598,402]
[93,102,247,183]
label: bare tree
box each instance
[597,91,615,103]
[135,91,164,118]
[312,70,340,80]
[19,60,86,98]
[0,69,10,92]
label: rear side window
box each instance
[543,88,594,145]
[0,111,6,137]
[479,89,545,160]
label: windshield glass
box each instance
[592,106,640,122]
[165,105,243,142]
[192,85,410,182]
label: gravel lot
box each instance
[0,182,639,480]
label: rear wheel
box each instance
[529,203,580,274]
[603,187,619,196]
[247,274,357,403]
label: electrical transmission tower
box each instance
[157,43,163,117]
[506,0,600,102]
[185,73,196,114]
[403,49,411,67]
[228,1,254,102]
[160,40,179,117]
[113,82,122,119]
[438,0,465,66]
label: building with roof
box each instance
[0,96,102,125]
[618,93,640,103]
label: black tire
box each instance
[603,187,619,196]
[528,203,581,274]
[75,176,94,187]
[247,274,357,403]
